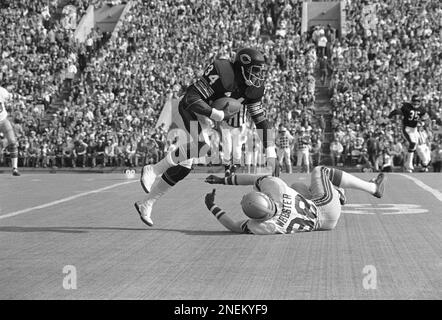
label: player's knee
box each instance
[161,165,192,186]
[290,182,311,198]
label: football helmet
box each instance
[234,48,266,88]
[240,191,277,220]
[411,95,421,108]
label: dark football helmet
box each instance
[234,48,266,88]
[411,94,421,108]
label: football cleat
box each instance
[140,165,156,194]
[134,201,153,227]
[370,173,386,199]
[224,165,231,178]
[12,169,20,176]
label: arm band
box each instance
[224,174,238,185]
[209,108,224,121]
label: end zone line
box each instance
[397,174,442,202]
[0,180,138,220]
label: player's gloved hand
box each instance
[204,189,217,210]
[205,175,225,184]
[267,157,279,177]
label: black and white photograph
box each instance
[0,0,441,309]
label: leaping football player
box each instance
[388,95,429,172]
[0,86,20,176]
[203,166,385,234]
[134,48,278,227]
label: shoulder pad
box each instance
[213,60,236,91]
[245,85,265,100]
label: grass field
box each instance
[0,171,441,300]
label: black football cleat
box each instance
[224,165,231,178]
[370,173,385,198]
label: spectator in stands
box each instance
[73,139,88,167]
[329,136,343,167]
[95,138,106,166]
[0,0,362,172]
[390,137,404,167]
[327,0,441,169]
[104,139,118,167]
[310,133,322,167]
[145,137,159,165]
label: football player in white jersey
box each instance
[204,166,386,234]
[0,86,20,176]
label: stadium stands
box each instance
[1,0,440,172]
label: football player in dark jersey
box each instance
[134,48,278,226]
[388,95,429,172]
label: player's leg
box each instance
[1,119,20,176]
[277,147,284,172]
[308,166,342,230]
[310,166,385,200]
[245,150,252,173]
[403,127,417,172]
[221,126,233,176]
[135,158,193,226]
[416,145,430,172]
[140,102,202,193]
[284,148,292,173]
[296,150,302,171]
[231,127,242,174]
[303,149,310,174]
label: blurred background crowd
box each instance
[1,0,441,172]
[326,0,442,171]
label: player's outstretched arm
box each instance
[205,189,248,233]
[205,174,259,186]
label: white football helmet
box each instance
[240,191,277,220]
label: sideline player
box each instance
[134,48,278,226]
[203,166,385,234]
[0,86,20,176]
[388,95,429,172]
[276,124,294,173]
[295,127,311,173]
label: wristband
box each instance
[209,108,225,121]
[266,146,277,158]
[210,204,226,219]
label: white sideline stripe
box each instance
[398,174,442,202]
[0,180,138,220]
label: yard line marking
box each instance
[0,180,138,220]
[398,174,442,202]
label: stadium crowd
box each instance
[1,0,441,172]
[326,0,442,172]
[2,0,322,170]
